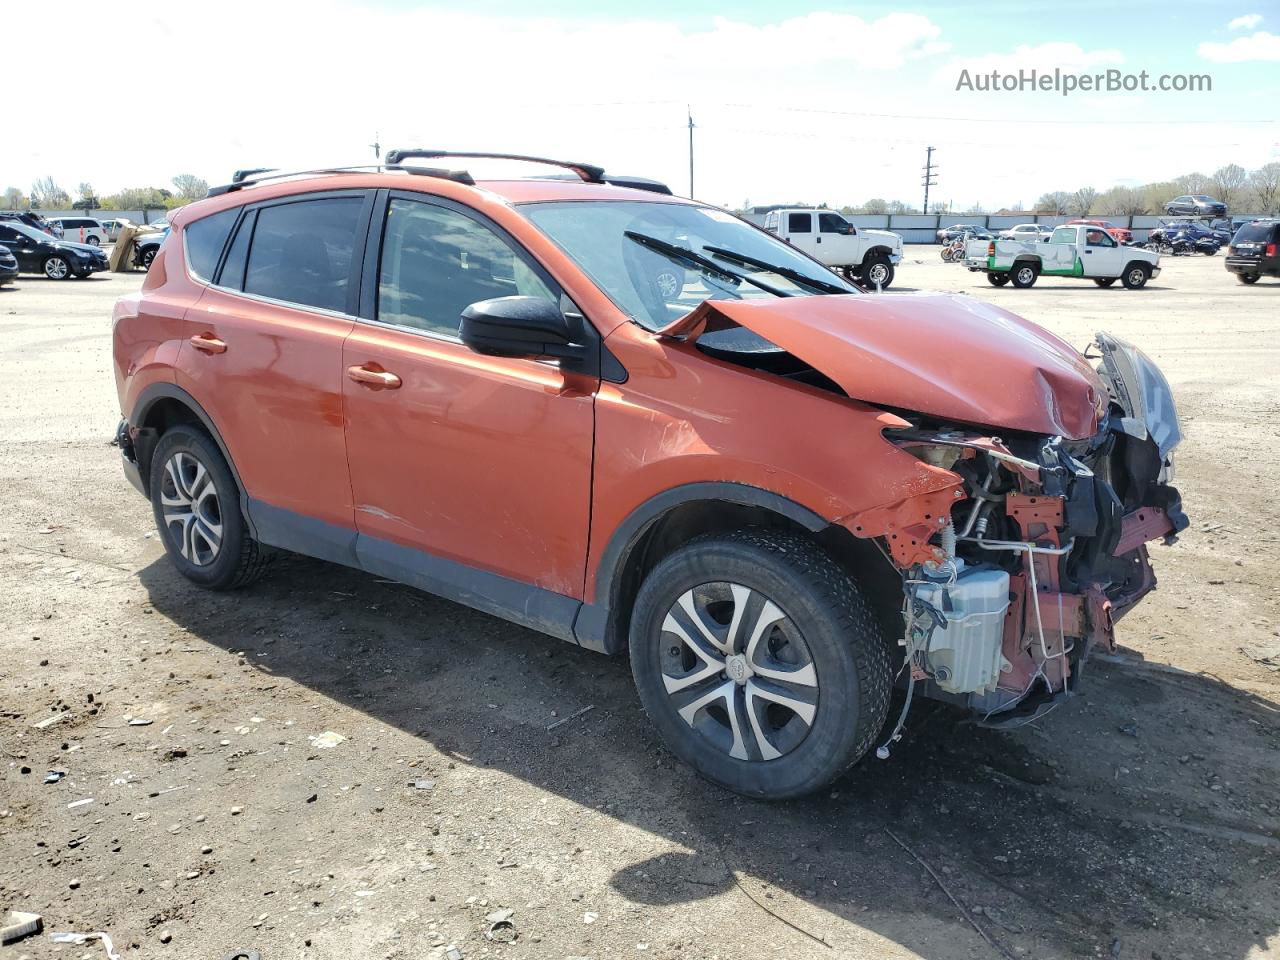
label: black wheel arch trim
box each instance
[573,482,828,654]
[128,382,258,539]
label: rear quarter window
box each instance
[184,208,240,283]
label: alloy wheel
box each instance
[867,262,889,285]
[159,451,223,566]
[44,257,68,279]
[659,582,818,762]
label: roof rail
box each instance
[541,172,672,195]
[206,164,474,197]
[384,150,605,184]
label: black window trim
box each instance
[205,189,376,319]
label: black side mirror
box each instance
[459,296,585,361]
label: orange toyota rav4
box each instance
[113,151,1187,799]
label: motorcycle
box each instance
[940,236,969,262]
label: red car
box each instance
[1067,218,1133,245]
[112,152,1187,798]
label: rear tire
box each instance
[987,272,1009,286]
[628,529,892,800]
[1010,262,1038,288]
[1238,274,1260,284]
[1121,263,1151,289]
[87,236,101,246]
[1093,277,1117,287]
[149,425,271,591]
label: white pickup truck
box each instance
[763,209,903,289]
[965,223,1161,290]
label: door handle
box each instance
[347,364,402,389]
[190,333,227,354]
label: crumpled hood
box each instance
[660,292,1107,439]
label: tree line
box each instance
[744,161,1280,219]
[2,175,210,213]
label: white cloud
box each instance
[1199,30,1280,61]
[941,41,1124,79]
[1228,13,1263,30]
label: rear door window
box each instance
[244,196,364,313]
[787,213,812,233]
[185,208,240,282]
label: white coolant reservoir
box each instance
[910,560,1012,695]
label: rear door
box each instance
[0,225,42,271]
[785,212,818,257]
[341,191,597,606]
[175,192,374,556]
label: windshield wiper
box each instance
[623,231,791,298]
[702,245,852,295]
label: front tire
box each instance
[43,256,71,280]
[861,257,894,289]
[628,530,892,800]
[1010,262,1039,288]
[1122,263,1151,289]
[141,248,157,270]
[1238,273,1260,284]
[149,425,271,590]
[1093,277,1117,287]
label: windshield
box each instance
[520,200,858,331]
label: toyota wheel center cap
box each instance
[725,654,751,684]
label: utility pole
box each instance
[921,146,937,214]
[370,133,381,162]
[687,105,696,199]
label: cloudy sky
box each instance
[5,0,1278,209]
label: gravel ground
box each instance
[1,251,1278,960]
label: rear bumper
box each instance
[1225,257,1262,276]
[0,263,17,283]
[116,419,147,496]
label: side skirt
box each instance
[247,499,581,646]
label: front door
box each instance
[341,193,597,606]
[1082,228,1123,277]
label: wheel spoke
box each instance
[661,613,725,694]
[743,599,786,664]
[676,680,748,761]
[678,589,733,655]
[159,451,222,566]
[746,677,817,725]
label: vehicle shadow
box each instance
[138,553,1280,959]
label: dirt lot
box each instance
[2,252,1278,960]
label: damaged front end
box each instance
[879,331,1187,729]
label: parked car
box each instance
[100,218,130,242]
[48,216,108,246]
[0,221,110,278]
[1225,219,1280,284]
[998,223,1051,242]
[938,223,992,242]
[0,211,58,236]
[0,244,18,285]
[1164,195,1227,218]
[132,230,166,270]
[763,208,902,288]
[1065,218,1132,245]
[112,153,1186,799]
[965,223,1161,289]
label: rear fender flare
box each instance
[129,383,256,537]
